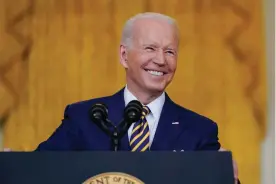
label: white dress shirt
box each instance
[124,86,165,146]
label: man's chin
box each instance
[145,84,166,94]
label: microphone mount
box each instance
[89,100,143,151]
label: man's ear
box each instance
[119,44,128,68]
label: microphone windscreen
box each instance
[89,103,108,122]
[124,100,143,122]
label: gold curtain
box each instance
[0,0,266,184]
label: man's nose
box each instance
[153,51,166,65]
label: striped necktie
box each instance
[130,106,151,152]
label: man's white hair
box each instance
[121,12,179,48]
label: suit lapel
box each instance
[107,88,130,151]
[150,94,186,151]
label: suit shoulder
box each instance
[173,102,217,127]
[70,95,112,108]
[63,95,113,117]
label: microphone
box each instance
[124,100,143,122]
[118,100,143,138]
[89,103,112,136]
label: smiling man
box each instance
[119,14,179,106]
[36,12,239,183]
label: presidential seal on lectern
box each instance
[83,172,145,184]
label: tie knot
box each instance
[142,106,150,116]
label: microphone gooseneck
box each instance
[117,100,143,139]
[89,103,111,136]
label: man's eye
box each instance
[166,50,175,55]
[145,47,154,51]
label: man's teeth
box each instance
[147,70,164,76]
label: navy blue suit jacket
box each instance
[36,88,221,151]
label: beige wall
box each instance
[0,128,2,150]
[261,0,275,183]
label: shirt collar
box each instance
[123,85,165,118]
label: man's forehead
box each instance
[133,19,177,35]
[132,19,179,43]
[133,18,173,29]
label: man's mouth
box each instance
[145,69,166,76]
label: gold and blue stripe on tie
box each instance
[130,106,151,152]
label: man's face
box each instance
[120,18,178,95]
